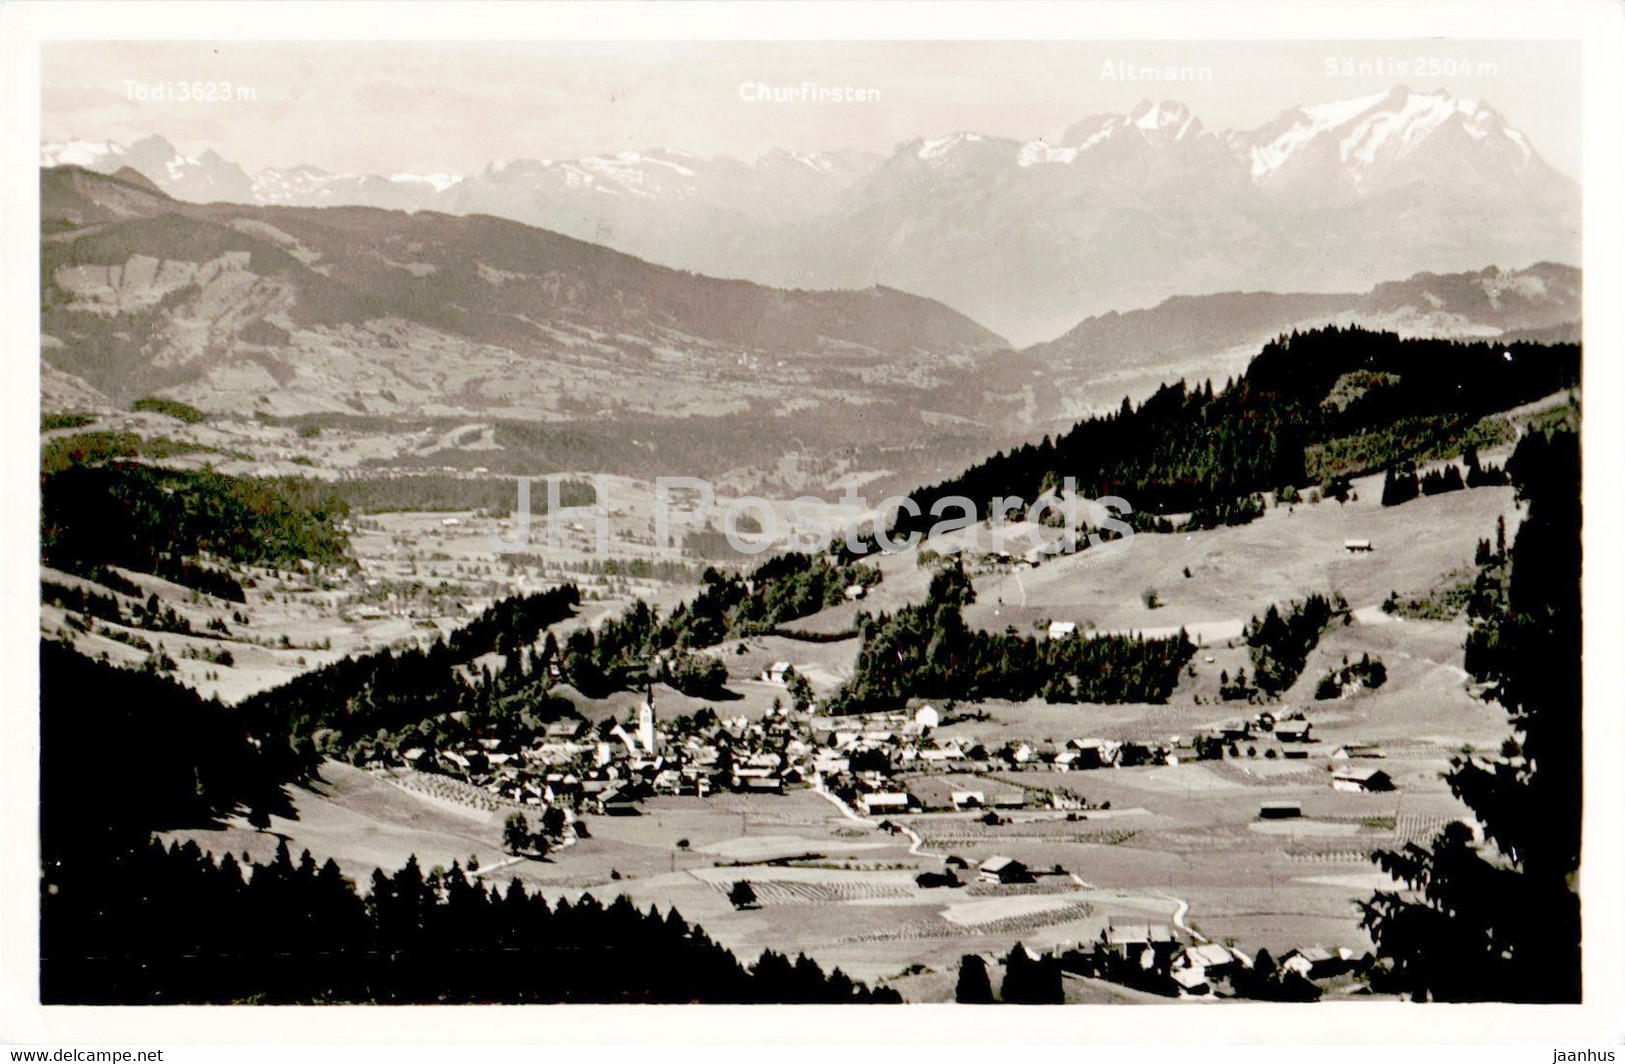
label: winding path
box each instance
[810,779,943,859]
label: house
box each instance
[914,705,940,731]
[1281,946,1342,980]
[545,719,586,740]
[1259,801,1302,820]
[599,788,642,816]
[1067,737,1120,769]
[951,789,987,810]
[1170,966,1210,995]
[761,661,793,685]
[1332,767,1395,793]
[843,583,867,600]
[1343,539,1374,553]
[1047,621,1078,640]
[1177,942,1241,980]
[1274,721,1313,743]
[977,856,1033,884]
[857,792,912,816]
[1100,922,1179,969]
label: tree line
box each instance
[41,836,899,1004]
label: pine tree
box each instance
[955,954,995,1003]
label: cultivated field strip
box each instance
[702,878,913,905]
[963,880,1084,897]
[915,826,1138,847]
[1202,762,1326,787]
[1379,742,1461,760]
[1282,849,1377,864]
[842,901,1096,942]
[383,768,525,813]
[1394,812,1460,846]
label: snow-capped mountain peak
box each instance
[388,172,464,193]
[1128,99,1200,142]
[916,132,986,161]
[1242,86,1540,189]
[41,139,127,169]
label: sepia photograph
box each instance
[4,0,1623,1053]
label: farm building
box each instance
[1274,721,1313,743]
[1332,767,1395,793]
[857,792,913,816]
[1177,942,1246,981]
[1259,801,1302,820]
[1332,742,1386,759]
[977,856,1033,884]
[1066,737,1121,769]
[1343,539,1374,552]
[1170,967,1210,995]
[1101,922,1179,969]
[1281,946,1346,980]
[761,661,793,685]
[599,788,642,816]
[1047,621,1078,640]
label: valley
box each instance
[34,67,1585,1007]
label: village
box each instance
[322,656,1433,1001]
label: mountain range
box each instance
[40,161,1578,492]
[41,164,1041,490]
[42,86,1579,346]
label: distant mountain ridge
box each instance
[1027,262,1580,420]
[40,166,1012,429]
[43,86,1579,345]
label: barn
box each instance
[1332,767,1395,793]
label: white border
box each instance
[3,0,1622,1048]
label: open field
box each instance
[959,468,1520,639]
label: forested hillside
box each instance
[899,326,1578,533]
[42,459,351,598]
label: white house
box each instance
[1047,621,1078,640]
[857,792,912,815]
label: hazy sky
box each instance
[43,40,1582,178]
